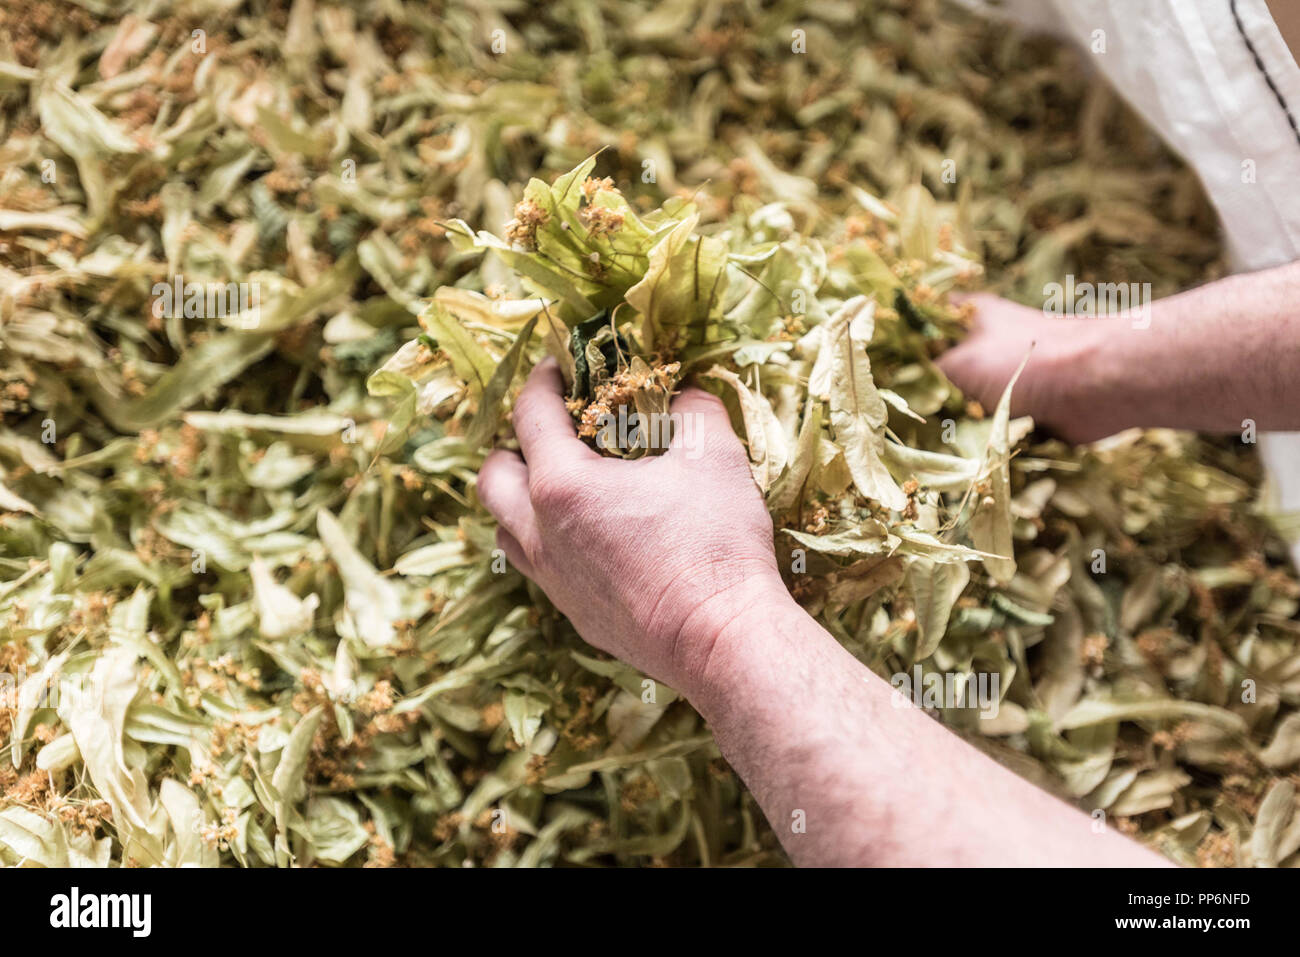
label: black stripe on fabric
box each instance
[1231,0,1300,148]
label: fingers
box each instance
[495,526,536,579]
[512,357,598,481]
[934,340,970,381]
[509,360,742,470]
[667,386,748,465]
[935,340,995,408]
[669,385,733,429]
[477,448,538,558]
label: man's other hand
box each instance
[937,293,1125,443]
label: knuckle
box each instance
[528,466,587,515]
[476,470,502,509]
[477,451,505,484]
[701,426,746,465]
[498,526,543,574]
[682,385,718,405]
[511,390,540,428]
[685,389,726,417]
[475,453,518,510]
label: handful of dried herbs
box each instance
[1,0,1297,869]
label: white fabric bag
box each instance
[958,0,1300,566]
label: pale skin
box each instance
[480,262,1299,864]
[477,359,1167,867]
[938,262,1300,442]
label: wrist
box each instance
[682,578,816,716]
[1036,317,1135,441]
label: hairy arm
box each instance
[477,360,1166,867]
[698,595,1164,866]
[938,262,1300,442]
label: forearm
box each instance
[1065,261,1300,435]
[690,595,1168,867]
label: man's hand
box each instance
[476,356,1167,867]
[936,293,1122,443]
[477,358,784,698]
[938,268,1300,442]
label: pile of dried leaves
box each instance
[1,0,1297,868]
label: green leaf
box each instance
[970,353,1028,584]
[316,508,403,648]
[909,558,970,659]
[823,297,907,511]
[625,216,728,353]
[420,302,498,399]
[702,366,788,491]
[464,316,537,450]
